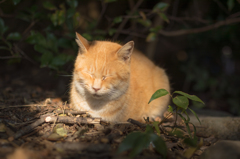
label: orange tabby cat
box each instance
[70,32,170,122]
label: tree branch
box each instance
[13,44,37,65]
[159,17,240,36]
[0,56,20,59]
[113,0,144,40]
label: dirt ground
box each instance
[0,63,218,159]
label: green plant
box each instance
[118,125,167,158]
[118,89,204,158]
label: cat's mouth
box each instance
[92,93,102,98]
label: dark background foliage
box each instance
[0,0,240,115]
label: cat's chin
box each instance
[92,93,102,99]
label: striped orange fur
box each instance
[70,32,170,122]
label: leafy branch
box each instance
[118,89,204,158]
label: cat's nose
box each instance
[92,87,100,92]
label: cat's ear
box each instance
[76,32,89,54]
[117,41,134,62]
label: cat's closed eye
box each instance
[83,71,93,78]
[102,76,106,80]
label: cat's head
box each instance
[73,32,134,100]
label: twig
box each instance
[213,0,229,15]
[159,17,240,36]
[0,56,20,59]
[50,115,58,132]
[113,0,144,40]
[119,30,146,38]
[13,116,101,139]
[2,120,15,136]
[13,44,37,65]
[127,118,146,128]
[168,16,209,24]
[21,126,43,139]
[95,0,108,28]
[14,118,45,139]
[0,104,47,109]
[54,110,87,115]
[84,132,105,136]
[160,112,174,124]
[22,21,37,36]
[0,8,14,18]
[54,143,110,153]
[227,11,240,19]
[44,116,101,124]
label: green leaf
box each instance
[178,113,186,122]
[152,121,160,135]
[173,91,205,104]
[66,0,78,8]
[57,38,72,49]
[82,33,92,41]
[51,54,73,67]
[129,133,151,157]
[117,132,143,153]
[150,26,162,33]
[159,13,169,23]
[188,108,201,125]
[40,51,53,67]
[146,32,156,42]
[183,110,190,122]
[0,18,8,35]
[56,127,68,136]
[43,1,56,10]
[47,133,63,140]
[137,19,151,27]
[118,125,167,158]
[26,31,46,46]
[227,0,235,11]
[170,128,184,138]
[46,33,58,53]
[108,28,117,36]
[148,89,169,104]
[150,134,167,158]
[167,105,173,113]
[173,95,189,109]
[34,44,48,54]
[50,12,58,26]
[7,32,21,41]
[66,8,75,18]
[190,122,197,135]
[12,0,21,5]
[0,18,5,32]
[183,136,198,147]
[50,8,66,26]
[145,125,153,133]
[73,12,81,28]
[113,16,122,24]
[178,113,192,138]
[153,2,169,12]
